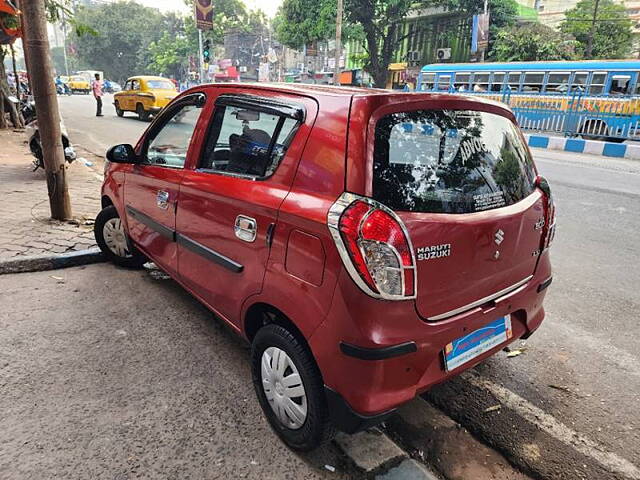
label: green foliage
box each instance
[492,23,578,61]
[560,0,633,59]
[276,0,429,86]
[183,0,266,45]
[69,1,169,82]
[147,32,193,79]
[274,0,337,48]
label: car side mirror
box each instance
[106,144,138,164]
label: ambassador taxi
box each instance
[113,76,177,120]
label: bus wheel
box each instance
[580,120,609,142]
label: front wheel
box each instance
[251,324,335,451]
[94,205,146,268]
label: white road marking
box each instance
[463,371,640,479]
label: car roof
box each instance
[194,82,511,114]
[128,76,172,82]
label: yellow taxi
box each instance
[68,75,90,95]
[113,76,178,120]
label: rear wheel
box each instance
[94,205,146,268]
[136,103,149,121]
[251,324,335,451]
[114,101,124,117]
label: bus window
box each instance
[572,72,589,93]
[437,75,451,91]
[589,72,607,95]
[473,73,490,92]
[491,72,506,92]
[507,72,522,91]
[546,72,570,93]
[635,74,640,95]
[610,74,632,96]
[454,72,471,91]
[522,72,545,92]
[422,73,435,91]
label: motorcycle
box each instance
[55,83,72,96]
[7,95,36,125]
[25,120,77,171]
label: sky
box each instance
[134,0,283,18]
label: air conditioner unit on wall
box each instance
[407,51,420,62]
[436,48,451,61]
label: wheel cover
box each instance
[261,346,308,430]
[103,218,132,258]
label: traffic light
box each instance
[203,39,211,65]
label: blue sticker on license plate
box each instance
[444,315,512,371]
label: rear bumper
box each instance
[310,251,552,420]
[324,386,395,433]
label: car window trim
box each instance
[215,94,306,122]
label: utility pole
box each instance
[585,0,600,59]
[198,29,205,83]
[20,0,72,220]
[334,0,343,85]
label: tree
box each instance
[560,0,632,59]
[69,1,166,83]
[276,0,430,88]
[492,23,578,61]
[147,32,194,80]
[275,0,337,48]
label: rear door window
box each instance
[373,110,536,214]
[200,104,300,178]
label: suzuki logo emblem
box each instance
[494,229,505,245]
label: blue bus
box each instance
[417,60,640,96]
[416,61,640,140]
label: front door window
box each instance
[144,104,202,168]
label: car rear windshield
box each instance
[373,110,536,214]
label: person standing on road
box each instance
[92,73,103,117]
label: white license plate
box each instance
[443,315,512,371]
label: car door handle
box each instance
[235,215,257,242]
[156,190,170,209]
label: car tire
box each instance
[115,101,124,117]
[94,205,146,268]
[251,323,335,451]
[136,103,149,121]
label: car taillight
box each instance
[328,193,416,300]
[536,175,556,249]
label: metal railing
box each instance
[440,89,640,141]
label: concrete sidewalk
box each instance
[0,130,102,261]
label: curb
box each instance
[0,248,105,275]
[524,133,640,160]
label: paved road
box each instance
[59,94,149,157]
[57,95,640,479]
[0,264,353,479]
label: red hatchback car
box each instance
[95,84,554,450]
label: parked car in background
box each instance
[103,80,121,93]
[113,76,178,120]
[68,75,90,95]
[94,84,554,451]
